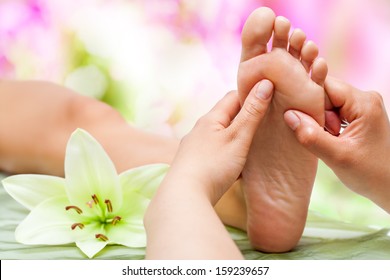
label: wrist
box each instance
[164,164,225,205]
[144,176,211,231]
[369,179,390,214]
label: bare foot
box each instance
[237,7,328,252]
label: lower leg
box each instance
[0,80,178,175]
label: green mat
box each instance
[1,173,389,260]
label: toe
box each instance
[301,41,319,72]
[311,57,328,86]
[272,16,291,50]
[288,29,306,59]
[240,7,276,62]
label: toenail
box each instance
[255,80,273,100]
[284,111,301,131]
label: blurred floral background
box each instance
[1,0,390,227]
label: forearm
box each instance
[0,80,178,175]
[144,174,243,259]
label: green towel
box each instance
[1,173,389,260]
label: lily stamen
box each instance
[112,216,122,225]
[105,199,113,212]
[95,233,109,242]
[65,205,83,214]
[92,194,99,204]
[71,223,85,230]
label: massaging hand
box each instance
[284,76,390,213]
[167,80,274,205]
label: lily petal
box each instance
[106,192,149,248]
[2,174,66,210]
[75,222,108,258]
[65,129,122,211]
[76,239,108,258]
[119,163,169,199]
[15,196,78,245]
[106,221,147,248]
[119,191,150,220]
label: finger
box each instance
[325,76,367,124]
[229,79,274,140]
[324,76,354,108]
[284,110,343,164]
[325,91,333,110]
[207,90,242,128]
[324,110,341,136]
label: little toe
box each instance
[301,41,319,72]
[288,29,306,59]
[272,16,291,50]
[311,57,328,86]
[240,7,276,62]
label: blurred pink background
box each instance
[1,0,390,136]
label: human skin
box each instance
[144,80,274,259]
[0,80,178,175]
[284,76,390,214]
[237,7,328,252]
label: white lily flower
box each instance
[2,129,168,258]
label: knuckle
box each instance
[226,127,240,142]
[364,90,385,118]
[243,98,265,119]
[194,115,209,128]
[368,90,384,107]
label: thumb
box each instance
[230,79,274,140]
[284,110,342,163]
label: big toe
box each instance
[241,7,276,62]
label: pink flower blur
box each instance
[1,0,390,116]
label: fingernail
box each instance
[284,111,301,131]
[256,80,273,100]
